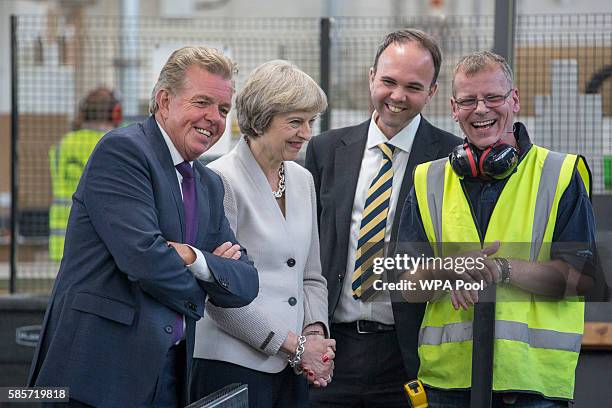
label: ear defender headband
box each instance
[449,139,519,180]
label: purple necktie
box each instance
[172,161,199,344]
[175,161,198,245]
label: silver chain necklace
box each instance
[273,162,286,199]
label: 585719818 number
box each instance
[0,387,69,402]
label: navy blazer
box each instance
[305,117,460,379]
[28,116,258,407]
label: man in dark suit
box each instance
[28,46,259,407]
[305,30,461,407]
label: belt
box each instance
[335,320,395,334]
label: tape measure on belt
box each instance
[404,379,428,408]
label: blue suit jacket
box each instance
[28,116,258,407]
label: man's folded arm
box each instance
[83,134,207,319]
[195,208,259,308]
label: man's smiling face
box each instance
[451,65,520,149]
[157,65,233,161]
[369,41,437,139]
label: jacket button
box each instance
[287,258,296,267]
[187,302,196,311]
[164,325,173,334]
[288,297,297,306]
[338,274,343,281]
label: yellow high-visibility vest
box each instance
[49,129,105,261]
[413,144,590,400]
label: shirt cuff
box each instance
[187,245,213,282]
[303,322,328,338]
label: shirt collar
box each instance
[513,121,533,161]
[367,112,421,152]
[156,120,193,167]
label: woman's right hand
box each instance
[301,336,336,387]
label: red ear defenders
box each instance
[449,139,519,180]
[110,102,123,127]
[80,88,122,127]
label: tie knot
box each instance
[175,161,194,179]
[377,143,395,161]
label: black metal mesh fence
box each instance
[5,14,612,293]
[329,15,495,131]
[514,14,612,195]
[8,16,322,293]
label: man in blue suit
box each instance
[28,46,259,407]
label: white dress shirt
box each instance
[157,121,212,282]
[333,113,421,325]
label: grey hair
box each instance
[149,45,237,114]
[452,50,514,96]
[236,60,328,139]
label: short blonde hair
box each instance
[149,46,237,114]
[236,60,328,139]
[452,50,513,96]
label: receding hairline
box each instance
[178,64,234,92]
[452,63,512,95]
[371,29,442,86]
[379,40,436,67]
[452,51,513,95]
[149,45,237,114]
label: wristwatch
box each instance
[495,257,512,283]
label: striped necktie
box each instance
[352,142,395,300]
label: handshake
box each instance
[283,324,336,388]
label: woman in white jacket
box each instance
[190,60,335,408]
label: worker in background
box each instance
[49,88,122,261]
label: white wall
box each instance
[0,0,48,114]
[2,0,611,116]
[517,0,612,14]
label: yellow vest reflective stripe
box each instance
[419,320,582,352]
[49,129,105,261]
[413,144,589,399]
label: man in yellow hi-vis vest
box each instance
[395,51,600,407]
[49,88,122,261]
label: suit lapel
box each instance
[235,138,287,224]
[334,120,369,266]
[193,162,211,249]
[144,116,186,241]
[390,118,441,244]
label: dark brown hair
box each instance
[372,29,442,87]
[78,87,119,126]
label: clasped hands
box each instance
[442,241,502,310]
[299,324,336,388]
